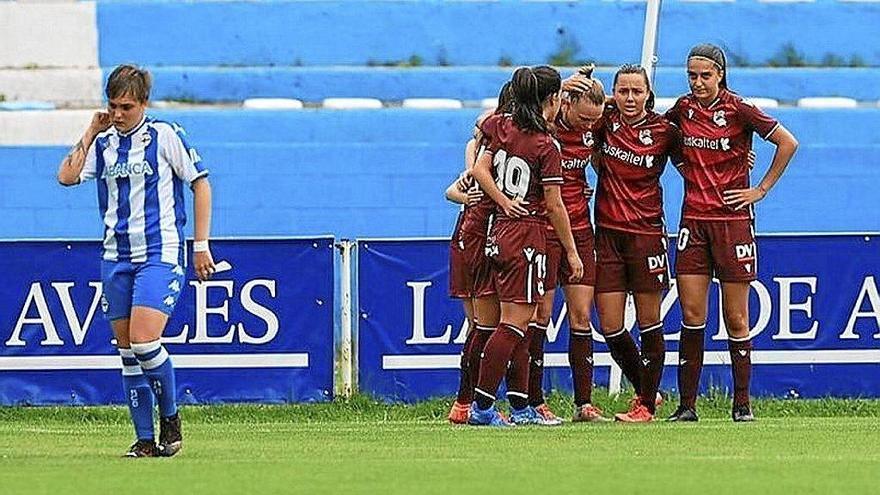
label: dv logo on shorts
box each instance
[735,243,757,273]
[647,253,668,282]
[484,237,499,257]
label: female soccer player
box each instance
[592,64,682,423]
[527,66,609,423]
[445,84,513,424]
[665,44,798,422]
[57,65,215,456]
[468,66,583,426]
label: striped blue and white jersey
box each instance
[79,116,208,264]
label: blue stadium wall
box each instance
[97,1,880,67]
[2,108,878,239]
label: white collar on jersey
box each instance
[115,115,148,138]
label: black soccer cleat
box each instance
[667,405,699,422]
[158,413,183,457]
[732,404,755,422]
[125,439,159,458]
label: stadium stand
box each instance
[1,0,878,239]
[1,108,878,238]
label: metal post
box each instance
[338,239,354,398]
[640,0,663,83]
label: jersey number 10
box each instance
[493,149,532,200]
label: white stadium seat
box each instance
[653,97,678,112]
[242,98,304,110]
[797,97,858,109]
[322,98,383,109]
[481,97,499,109]
[744,97,780,108]
[402,98,463,109]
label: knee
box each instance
[680,303,707,326]
[723,311,749,336]
[568,308,592,330]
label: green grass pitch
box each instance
[1,392,878,495]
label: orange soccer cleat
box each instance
[447,401,470,424]
[615,403,654,423]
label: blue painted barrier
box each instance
[98,2,880,67]
[1,109,877,239]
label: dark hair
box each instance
[567,65,606,106]
[105,64,152,102]
[495,81,514,114]
[688,43,728,89]
[613,64,655,111]
[510,65,561,133]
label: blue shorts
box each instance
[101,260,186,321]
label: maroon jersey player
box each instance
[592,64,683,423]
[445,82,513,424]
[665,44,798,423]
[468,66,583,426]
[526,66,609,423]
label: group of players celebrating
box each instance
[445,43,799,426]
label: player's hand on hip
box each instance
[194,250,216,281]
[466,187,484,206]
[90,112,112,133]
[723,187,766,211]
[501,198,529,218]
[567,253,584,283]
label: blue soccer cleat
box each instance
[510,406,563,426]
[468,402,514,427]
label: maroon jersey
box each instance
[665,89,779,221]
[546,117,593,235]
[481,114,564,223]
[593,108,682,235]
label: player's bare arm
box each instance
[724,125,798,210]
[192,176,216,281]
[445,171,471,205]
[470,150,528,218]
[544,184,584,282]
[57,112,111,186]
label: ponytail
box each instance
[510,65,561,133]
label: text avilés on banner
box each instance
[0,238,335,405]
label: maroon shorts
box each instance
[595,227,670,293]
[675,218,757,282]
[449,228,490,298]
[483,219,547,304]
[546,227,597,288]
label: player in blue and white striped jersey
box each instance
[58,64,215,458]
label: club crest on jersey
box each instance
[713,110,727,127]
[141,133,152,146]
[639,129,654,146]
[582,131,594,148]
